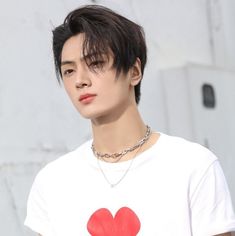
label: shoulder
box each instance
[157,133,218,172]
[159,132,206,149]
[159,132,217,159]
[35,139,93,182]
[155,133,225,199]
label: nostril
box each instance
[76,82,88,89]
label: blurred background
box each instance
[0,0,235,235]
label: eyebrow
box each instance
[81,53,101,61]
[61,60,76,67]
[60,55,91,67]
[61,53,107,67]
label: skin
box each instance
[38,33,233,235]
[60,33,159,162]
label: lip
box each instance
[79,93,97,103]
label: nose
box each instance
[75,68,92,89]
[75,81,90,89]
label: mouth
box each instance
[79,94,97,103]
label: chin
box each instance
[78,110,108,120]
[77,104,122,122]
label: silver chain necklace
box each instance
[91,125,151,161]
[92,125,152,187]
[96,147,139,188]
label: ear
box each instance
[129,58,142,86]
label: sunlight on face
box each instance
[61,33,136,123]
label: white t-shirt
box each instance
[25,133,235,235]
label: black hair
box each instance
[52,5,147,104]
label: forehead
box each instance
[61,33,114,64]
[61,34,85,61]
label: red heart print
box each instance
[87,207,141,236]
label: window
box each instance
[202,84,216,108]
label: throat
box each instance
[91,125,152,163]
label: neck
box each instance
[91,104,147,156]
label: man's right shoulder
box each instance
[35,138,92,180]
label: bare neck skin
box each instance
[59,34,159,161]
[91,102,159,163]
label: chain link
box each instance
[91,125,151,160]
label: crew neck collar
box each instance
[86,132,164,171]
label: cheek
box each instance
[104,86,130,105]
[64,83,77,102]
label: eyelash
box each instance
[88,60,105,69]
[62,60,105,77]
[63,69,74,77]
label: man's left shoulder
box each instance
[160,133,218,166]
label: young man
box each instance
[25,5,235,236]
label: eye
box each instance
[62,69,74,77]
[88,60,105,70]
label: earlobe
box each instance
[130,58,142,86]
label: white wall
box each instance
[0,0,234,235]
[160,64,235,202]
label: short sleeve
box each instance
[190,160,235,235]
[24,171,55,236]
